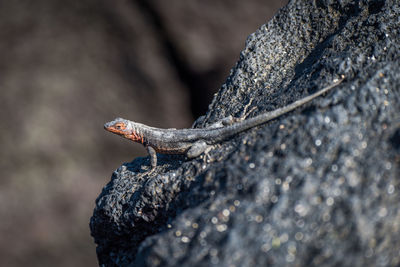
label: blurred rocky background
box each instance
[0,0,286,266]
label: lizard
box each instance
[104,77,344,169]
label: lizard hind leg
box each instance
[208,99,258,128]
[208,116,235,128]
[192,115,236,129]
[186,140,210,158]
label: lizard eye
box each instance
[114,123,125,130]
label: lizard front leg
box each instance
[147,146,157,169]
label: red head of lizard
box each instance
[104,118,142,143]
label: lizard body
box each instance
[105,78,343,168]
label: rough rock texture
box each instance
[91,0,400,266]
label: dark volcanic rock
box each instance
[90,0,400,266]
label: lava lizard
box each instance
[105,78,343,169]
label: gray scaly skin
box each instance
[104,78,344,168]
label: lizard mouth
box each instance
[104,124,124,136]
[104,126,140,142]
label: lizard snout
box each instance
[104,122,113,130]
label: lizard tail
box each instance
[212,77,344,142]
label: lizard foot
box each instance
[239,98,257,119]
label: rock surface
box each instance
[91,0,400,266]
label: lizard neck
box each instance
[125,121,145,144]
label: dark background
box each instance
[0,0,287,266]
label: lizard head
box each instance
[104,118,141,142]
